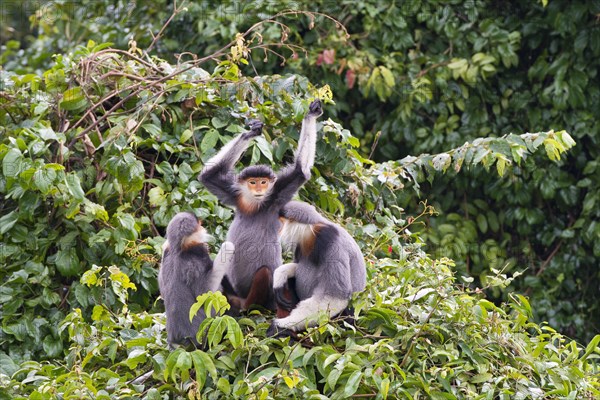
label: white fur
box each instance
[279,220,314,253]
[274,295,348,331]
[273,263,298,289]
[238,183,273,206]
[296,116,317,176]
[211,241,235,291]
[182,228,212,248]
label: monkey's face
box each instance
[244,176,274,199]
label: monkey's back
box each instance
[294,223,366,301]
[158,248,213,347]
[226,208,282,297]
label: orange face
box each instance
[245,177,273,197]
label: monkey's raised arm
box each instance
[295,99,322,176]
[199,121,263,206]
[268,100,323,207]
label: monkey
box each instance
[158,212,235,348]
[267,200,366,336]
[198,99,323,311]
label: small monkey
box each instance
[268,201,366,336]
[159,212,234,348]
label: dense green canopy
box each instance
[0,1,598,398]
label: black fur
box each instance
[308,99,323,116]
[266,162,309,208]
[238,164,276,181]
[242,120,263,139]
[266,321,297,341]
[273,277,299,311]
[199,161,240,207]
[310,224,339,266]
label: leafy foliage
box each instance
[1,3,598,399]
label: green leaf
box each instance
[0,211,19,235]
[148,186,167,207]
[142,123,162,137]
[60,87,89,111]
[55,248,81,276]
[471,373,492,383]
[217,377,231,395]
[254,136,273,162]
[201,129,220,153]
[81,265,103,286]
[180,129,193,143]
[207,317,227,347]
[581,334,600,361]
[225,316,243,349]
[65,174,85,201]
[2,148,23,178]
[344,371,362,397]
[211,117,228,129]
[173,351,192,382]
[380,377,390,399]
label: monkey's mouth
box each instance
[253,194,265,199]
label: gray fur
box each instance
[158,212,231,348]
[198,102,322,306]
[274,201,366,330]
[280,200,327,225]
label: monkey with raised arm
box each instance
[267,201,366,336]
[159,212,234,348]
[198,100,323,311]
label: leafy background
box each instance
[0,0,599,398]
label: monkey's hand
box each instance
[215,241,235,267]
[242,119,264,140]
[266,321,296,340]
[307,99,323,117]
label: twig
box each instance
[68,10,347,147]
[146,0,188,54]
[399,294,442,368]
[368,131,382,160]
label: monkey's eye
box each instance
[248,180,256,185]
[260,180,268,185]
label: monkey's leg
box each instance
[273,263,300,317]
[243,266,273,310]
[273,295,349,332]
[220,275,244,316]
[275,278,299,318]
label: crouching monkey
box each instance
[267,201,366,337]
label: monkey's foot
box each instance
[308,99,323,117]
[266,322,296,341]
